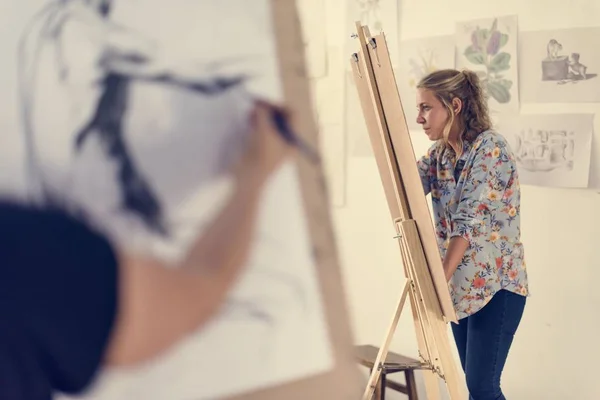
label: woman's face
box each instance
[415,88,449,142]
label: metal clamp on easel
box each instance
[349,21,465,400]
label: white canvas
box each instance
[455,15,520,115]
[397,35,456,130]
[519,27,600,103]
[496,114,594,188]
[0,0,334,399]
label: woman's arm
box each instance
[417,144,436,196]
[104,102,294,367]
[442,237,469,281]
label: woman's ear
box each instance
[451,98,462,115]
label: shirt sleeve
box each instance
[0,201,119,397]
[416,144,437,196]
[449,135,516,244]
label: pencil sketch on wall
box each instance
[397,35,455,130]
[497,114,594,188]
[519,27,600,103]
[455,15,520,114]
[346,0,398,70]
[4,1,335,399]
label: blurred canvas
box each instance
[0,0,357,399]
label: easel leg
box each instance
[431,319,464,400]
[399,220,465,400]
[400,240,441,400]
[361,281,410,400]
[409,291,441,400]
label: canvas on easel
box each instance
[349,22,465,400]
[0,0,360,399]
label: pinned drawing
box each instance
[520,27,600,103]
[3,1,338,400]
[397,35,455,130]
[355,0,383,31]
[455,15,520,113]
[346,0,398,69]
[542,39,594,83]
[497,114,594,188]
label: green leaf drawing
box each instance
[489,52,511,73]
[496,78,513,90]
[499,33,509,48]
[464,45,486,65]
[475,70,487,80]
[487,80,511,103]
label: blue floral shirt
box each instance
[417,130,529,320]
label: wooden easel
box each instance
[349,22,465,400]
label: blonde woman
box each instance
[415,69,529,400]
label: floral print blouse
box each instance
[417,130,529,320]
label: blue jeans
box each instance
[451,289,526,400]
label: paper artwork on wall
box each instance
[345,71,373,158]
[455,15,520,116]
[346,0,399,70]
[397,35,456,130]
[319,122,347,206]
[519,27,600,103]
[315,47,348,206]
[297,0,328,78]
[497,114,594,188]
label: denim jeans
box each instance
[451,289,526,400]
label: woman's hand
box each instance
[443,236,470,282]
[232,101,295,187]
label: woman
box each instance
[0,101,293,400]
[415,69,529,400]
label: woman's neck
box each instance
[447,125,465,155]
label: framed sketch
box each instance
[0,0,358,399]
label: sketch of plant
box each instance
[512,128,575,172]
[355,0,382,31]
[462,18,513,104]
[408,48,441,88]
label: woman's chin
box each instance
[424,131,437,141]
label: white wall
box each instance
[306,0,600,399]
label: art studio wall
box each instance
[301,0,600,399]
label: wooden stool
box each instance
[355,344,422,400]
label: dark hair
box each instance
[416,69,492,147]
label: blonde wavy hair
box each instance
[417,69,492,156]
